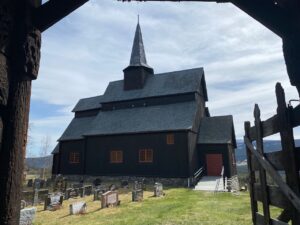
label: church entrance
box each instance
[206,154,223,176]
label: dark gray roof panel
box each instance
[51,144,59,154]
[198,116,235,145]
[101,68,205,103]
[84,101,197,136]
[59,116,96,141]
[72,95,103,112]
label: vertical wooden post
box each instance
[253,104,271,225]
[0,1,41,224]
[276,83,300,225]
[244,121,258,225]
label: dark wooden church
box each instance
[52,22,237,179]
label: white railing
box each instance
[188,167,204,187]
[214,166,224,193]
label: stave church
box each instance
[52,21,237,181]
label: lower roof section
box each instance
[59,100,198,141]
[58,116,96,141]
[85,100,197,136]
[197,115,236,147]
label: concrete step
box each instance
[194,176,226,192]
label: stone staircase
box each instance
[194,176,226,192]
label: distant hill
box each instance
[235,139,300,162]
[25,155,53,169]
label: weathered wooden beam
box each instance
[251,149,300,171]
[244,137,300,213]
[254,104,271,225]
[244,121,258,225]
[276,83,300,225]
[249,114,279,141]
[33,0,89,32]
[256,212,289,225]
[254,183,292,210]
[124,0,298,37]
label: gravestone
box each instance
[79,187,85,198]
[54,175,66,192]
[38,189,49,204]
[69,202,87,215]
[33,179,41,190]
[64,188,72,200]
[154,182,164,197]
[121,180,129,188]
[44,194,63,211]
[93,185,107,201]
[101,191,119,208]
[40,179,45,189]
[19,207,36,225]
[22,191,34,206]
[20,200,27,210]
[109,184,117,191]
[93,178,101,187]
[45,179,51,188]
[69,188,79,198]
[84,185,92,196]
[93,189,102,201]
[132,189,143,202]
[133,181,143,190]
[27,179,33,188]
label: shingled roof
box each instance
[51,144,59,154]
[101,67,207,103]
[72,95,103,112]
[59,116,96,141]
[197,115,236,147]
[84,100,197,136]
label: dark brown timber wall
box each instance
[83,132,189,178]
[59,139,85,175]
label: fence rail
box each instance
[244,83,300,225]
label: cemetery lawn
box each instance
[33,188,277,225]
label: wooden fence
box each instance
[244,83,300,225]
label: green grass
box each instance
[33,188,260,225]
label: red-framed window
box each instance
[166,134,175,145]
[110,150,123,164]
[69,152,80,164]
[139,149,153,163]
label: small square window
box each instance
[69,152,80,164]
[139,149,153,163]
[166,134,174,145]
[110,150,123,163]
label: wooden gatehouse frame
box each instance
[0,0,300,224]
[244,83,300,225]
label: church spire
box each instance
[128,19,152,70]
[123,19,154,91]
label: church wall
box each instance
[52,153,60,175]
[84,131,189,178]
[187,92,206,175]
[59,140,85,175]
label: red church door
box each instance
[206,154,223,176]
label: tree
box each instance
[40,135,51,179]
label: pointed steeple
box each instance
[123,20,154,90]
[128,21,152,69]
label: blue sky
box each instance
[27,0,299,157]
